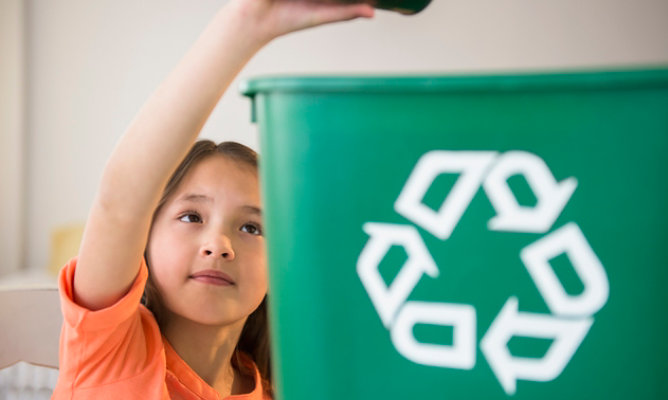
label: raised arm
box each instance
[73,0,374,310]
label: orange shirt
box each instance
[53,258,270,400]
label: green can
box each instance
[321,0,432,15]
[241,69,668,400]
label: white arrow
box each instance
[484,151,577,233]
[357,223,439,328]
[520,223,609,317]
[480,297,592,396]
[391,301,477,370]
[395,150,498,240]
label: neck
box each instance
[162,313,251,397]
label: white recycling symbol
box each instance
[357,150,609,395]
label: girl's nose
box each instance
[200,234,235,260]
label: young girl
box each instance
[53,1,374,398]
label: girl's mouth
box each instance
[189,270,235,286]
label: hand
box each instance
[230,0,375,44]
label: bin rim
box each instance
[240,67,668,97]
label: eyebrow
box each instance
[177,194,262,216]
[241,205,262,216]
[178,193,213,203]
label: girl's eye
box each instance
[241,223,263,236]
[179,213,202,223]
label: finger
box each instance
[308,3,375,26]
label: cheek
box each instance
[146,230,186,286]
[147,232,168,269]
[146,244,171,290]
[244,266,268,312]
[149,222,195,259]
[240,244,268,291]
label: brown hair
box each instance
[141,140,272,396]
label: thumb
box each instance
[306,3,375,26]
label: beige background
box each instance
[1,0,667,278]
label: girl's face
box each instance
[146,155,266,327]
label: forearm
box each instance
[98,4,268,218]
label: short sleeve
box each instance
[53,257,167,398]
[58,257,148,331]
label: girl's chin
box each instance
[178,309,249,328]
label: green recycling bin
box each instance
[241,69,668,400]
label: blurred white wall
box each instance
[0,0,26,276]
[3,0,668,272]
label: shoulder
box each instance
[55,257,166,396]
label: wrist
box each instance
[221,0,279,50]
